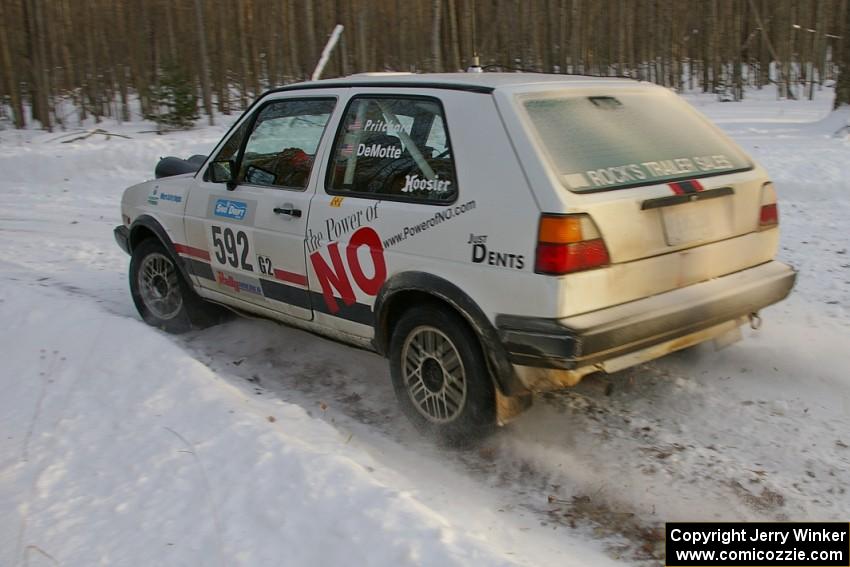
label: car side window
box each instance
[204,119,250,182]
[239,98,336,189]
[327,97,458,202]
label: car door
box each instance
[306,92,464,337]
[183,96,337,320]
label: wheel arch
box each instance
[128,215,194,285]
[373,271,526,396]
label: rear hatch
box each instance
[510,85,779,315]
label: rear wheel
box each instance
[389,305,497,444]
[129,238,222,333]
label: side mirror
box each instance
[209,160,237,190]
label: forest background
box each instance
[1,0,849,131]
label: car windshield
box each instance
[521,90,752,192]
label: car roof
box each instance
[272,72,641,95]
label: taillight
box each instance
[535,214,610,275]
[758,182,779,230]
[759,203,778,227]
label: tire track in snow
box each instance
[177,318,669,562]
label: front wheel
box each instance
[389,305,497,444]
[129,238,221,333]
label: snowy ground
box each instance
[1,87,849,566]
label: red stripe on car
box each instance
[669,182,685,195]
[174,243,211,261]
[273,268,308,287]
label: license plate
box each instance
[662,197,733,247]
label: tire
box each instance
[389,304,497,445]
[129,238,222,333]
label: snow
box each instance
[0,285,542,566]
[1,86,849,566]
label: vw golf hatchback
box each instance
[115,73,796,442]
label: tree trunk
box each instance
[447,0,461,70]
[237,0,250,104]
[617,0,626,76]
[216,0,231,112]
[304,0,317,70]
[733,0,744,100]
[337,0,350,75]
[194,0,213,124]
[431,0,442,71]
[570,0,581,73]
[835,0,850,107]
[0,0,24,127]
[558,0,567,73]
[24,0,52,130]
[356,5,369,72]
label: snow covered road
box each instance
[1,91,849,566]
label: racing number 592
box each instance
[211,225,254,272]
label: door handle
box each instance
[273,206,302,218]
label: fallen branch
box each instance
[44,130,88,143]
[60,128,132,143]
[136,128,193,135]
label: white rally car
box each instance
[115,73,796,443]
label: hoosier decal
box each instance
[401,174,452,194]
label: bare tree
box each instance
[2,0,849,130]
[431,0,442,71]
[193,0,213,124]
[0,0,24,127]
[836,0,850,107]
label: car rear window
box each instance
[521,90,752,192]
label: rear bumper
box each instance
[496,260,796,372]
[114,225,130,255]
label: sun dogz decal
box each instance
[213,199,248,221]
